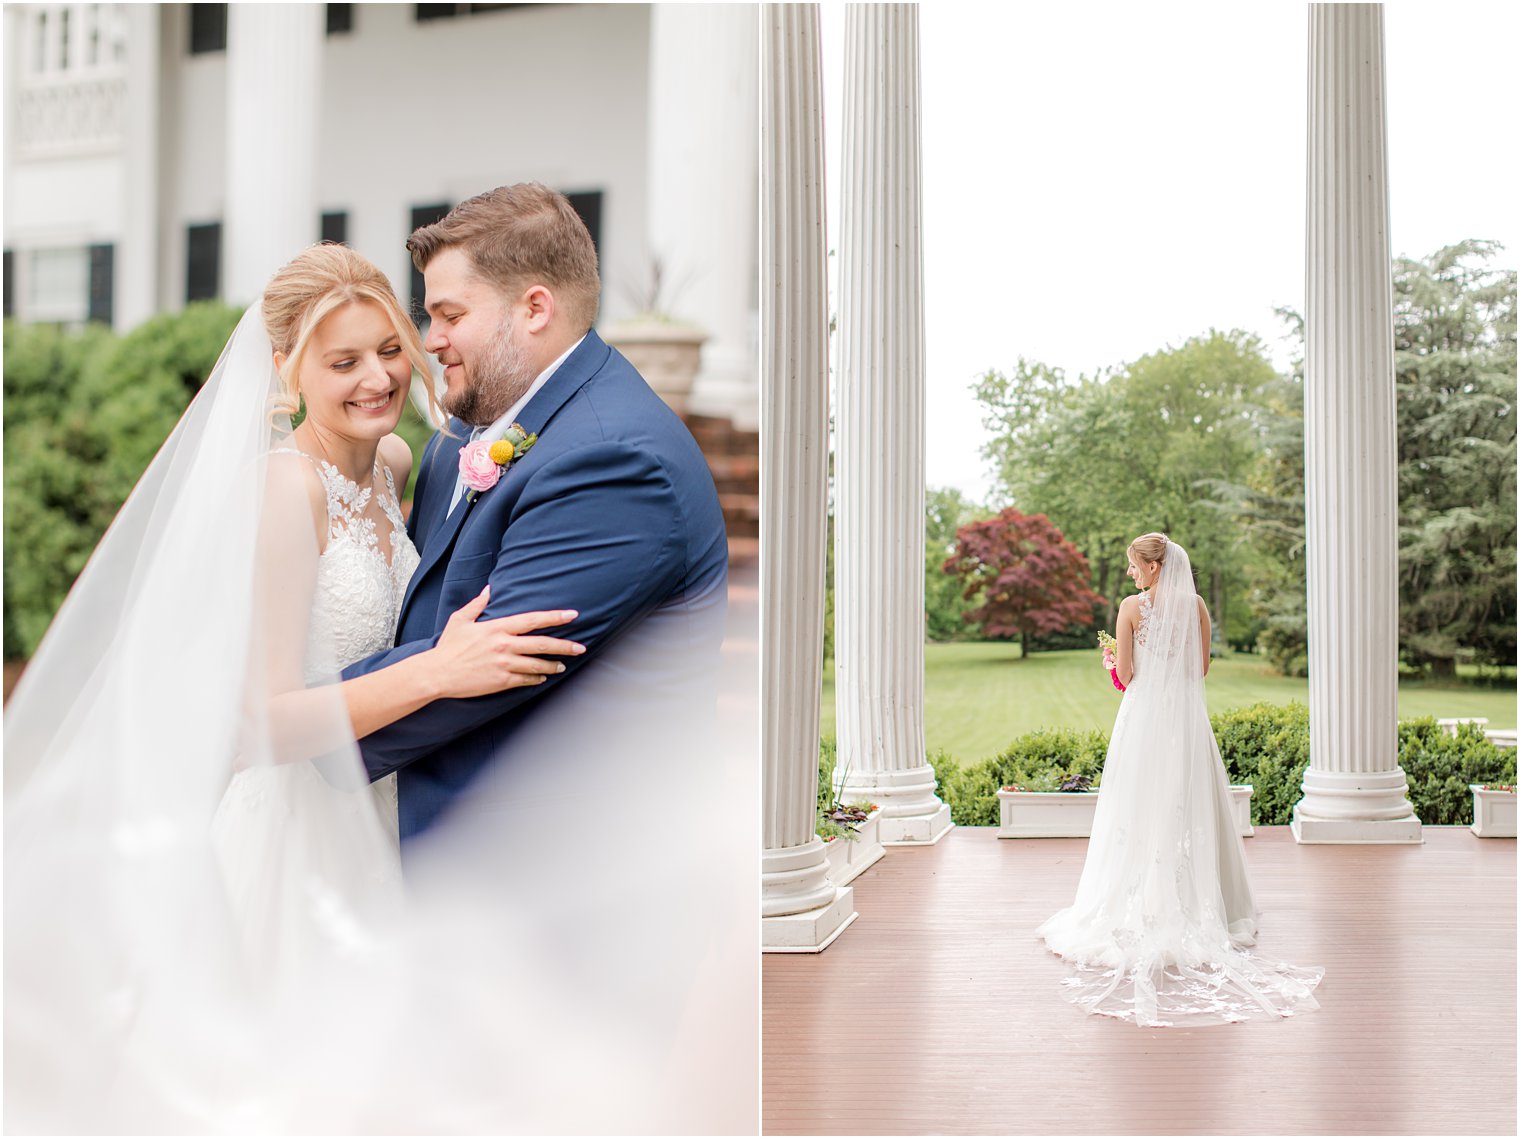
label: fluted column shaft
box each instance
[119,5,158,331]
[834,4,950,845]
[647,4,760,429]
[224,4,322,304]
[760,4,855,946]
[1294,3,1419,843]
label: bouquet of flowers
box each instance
[1097,630,1126,692]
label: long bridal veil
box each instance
[1036,541,1323,1026]
[4,306,402,1130]
[4,305,755,1132]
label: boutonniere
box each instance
[459,423,538,502]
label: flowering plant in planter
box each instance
[819,801,880,843]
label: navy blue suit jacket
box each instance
[343,330,728,838]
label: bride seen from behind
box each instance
[1036,532,1324,1026]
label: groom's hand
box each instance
[432,586,585,699]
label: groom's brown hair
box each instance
[406,183,601,333]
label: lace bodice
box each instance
[273,448,420,682]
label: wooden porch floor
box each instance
[763,827,1516,1136]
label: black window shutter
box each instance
[88,243,114,325]
[186,223,221,303]
[320,211,349,246]
[325,4,353,34]
[408,202,452,322]
[189,4,228,54]
[563,191,603,261]
[3,250,13,319]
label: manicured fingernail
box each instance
[565,610,579,619]
[556,663,566,673]
[573,644,586,654]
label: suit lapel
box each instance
[395,334,613,630]
[514,330,612,439]
[399,421,470,623]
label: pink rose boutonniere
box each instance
[459,423,538,503]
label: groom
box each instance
[344,183,729,839]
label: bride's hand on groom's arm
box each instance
[429,585,585,699]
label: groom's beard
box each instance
[444,316,537,427]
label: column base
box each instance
[838,763,954,845]
[1291,805,1423,844]
[881,802,953,845]
[1291,766,1422,843]
[761,837,838,918]
[761,886,857,952]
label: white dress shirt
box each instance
[447,335,586,514]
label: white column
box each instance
[117,4,158,331]
[1293,4,1420,845]
[760,4,856,952]
[645,3,760,429]
[834,4,950,846]
[223,4,323,305]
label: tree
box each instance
[1394,240,1516,674]
[974,332,1277,635]
[1228,243,1517,677]
[924,486,988,641]
[942,509,1103,655]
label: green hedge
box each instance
[4,306,244,658]
[826,703,1516,829]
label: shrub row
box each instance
[823,703,1515,829]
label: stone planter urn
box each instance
[1470,784,1517,838]
[997,785,1255,839]
[602,317,708,416]
[821,808,884,886]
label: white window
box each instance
[26,246,90,323]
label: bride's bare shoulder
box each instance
[263,449,327,538]
[377,432,413,488]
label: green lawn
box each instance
[820,643,1517,764]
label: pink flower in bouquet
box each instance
[458,439,501,493]
[1096,630,1125,692]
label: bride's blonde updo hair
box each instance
[1128,532,1169,566]
[261,243,440,422]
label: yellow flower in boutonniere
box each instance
[460,423,539,503]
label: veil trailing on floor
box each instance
[4,305,755,1132]
[1036,541,1323,1026]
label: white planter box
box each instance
[1231,784,1255,837]
[997,785,1254,839]
[996,789,1098,838]
[1470,785,1517,838]
[820,809,885,885]
[1485,729,1517,750]
[1439,717,1489,737]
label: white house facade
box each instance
[2,2,759,428]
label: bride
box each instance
[1037,532,1323,1026]
[3,245,585,1128]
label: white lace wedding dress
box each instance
[212,450,419,977]
[1037,542,1323,1026]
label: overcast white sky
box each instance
[818,1,1519,502]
